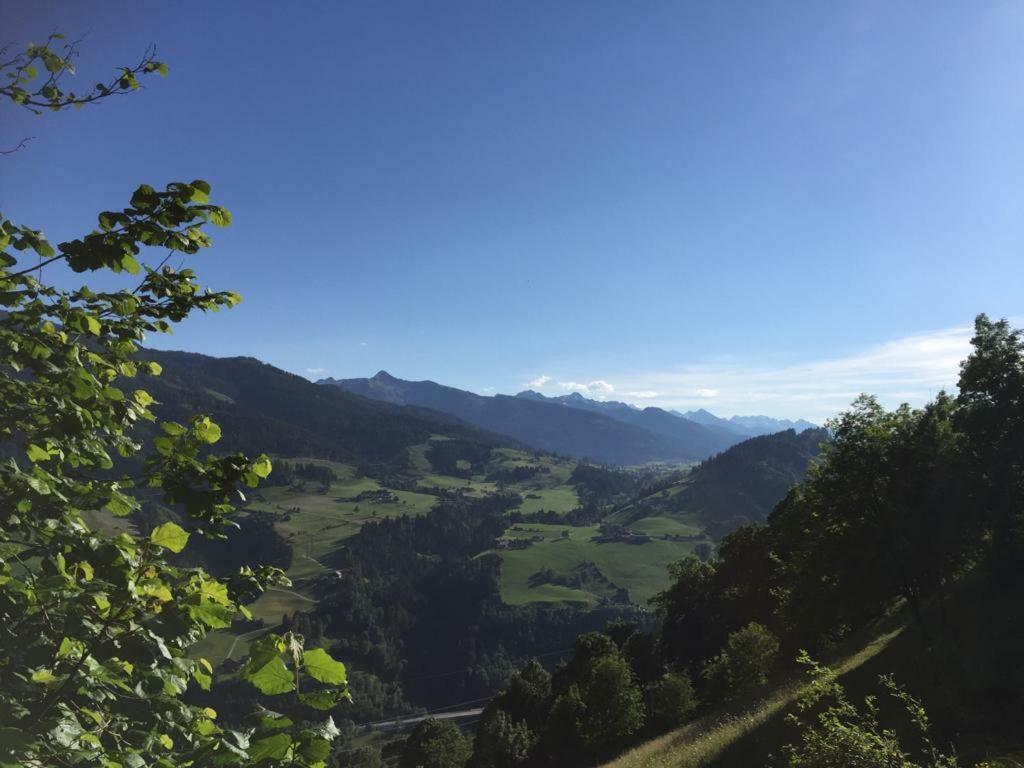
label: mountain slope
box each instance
[611,428,828,535]
[516,390,742,457]
[320,372,734,464]
[143,351,514,470]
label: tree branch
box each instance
[0,136,33,156]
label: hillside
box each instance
[143,351,517,471]
[515,391,745,457]
[321,371,736,464]
[608,428,828,536]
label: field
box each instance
[495,522,708,606]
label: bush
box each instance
[400,718,472,768]
[703,621,779,698]
[648,672,698,728]
[779,652,959,768]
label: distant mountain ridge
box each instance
[319,372,738,465]
[143,352,516,471]
[672,407,818,437]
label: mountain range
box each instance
[142,352,515,472]
[673,407,817,437]
[319,371,815,466]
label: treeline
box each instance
[390,314,1024,768]
[265,460,339,487]
[569,463,643,508]
[426,438,496,478]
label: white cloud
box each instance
[605,324,978,422]
[558,380,616,397]
[623,390,660,399]
[305,367,327,375]
[528,374,551,388]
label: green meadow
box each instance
[495,523,706,606]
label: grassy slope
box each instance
[495,523,704,606]
[603,624,907,768]
[604,581,1024,768]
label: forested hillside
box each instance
[606,427,827,539]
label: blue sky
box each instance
[4,1,1023,421]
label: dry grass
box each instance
[602,627,905,768]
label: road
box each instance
[367,708,485,731]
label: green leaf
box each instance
[130,184,159,211]
[187,600,234,629]
[209,207,232,227]
[252,454,272,479]
[150,522,189,553]
[119,254,141,274]
[30,669,55,684]
[193,666,212,691]
[299,737,332,762]
[189,186,210,204]
[302,648,347,685]
[200,579,230,605]
[134,389,155,407]
[105,492,139,517]
[244,656,294,695]
[26,444,50,462]
[298,691,343,711]
[93,593,111,614]
[194,416,221,444]
[156,734,173,750]
[249,733,291,762]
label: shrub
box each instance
[648,671,699,728]
[779,652,959,768]
[703,621,779,698]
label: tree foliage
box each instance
[702,621,779,697]
[399,718,472,768]
[647,672,697,729]
[0,36,346,767]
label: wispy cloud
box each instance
[305,367,327,375]
[559,379,615,398]
[517,323,989,420]
[609,325,974,422]
[623,390,660,399]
